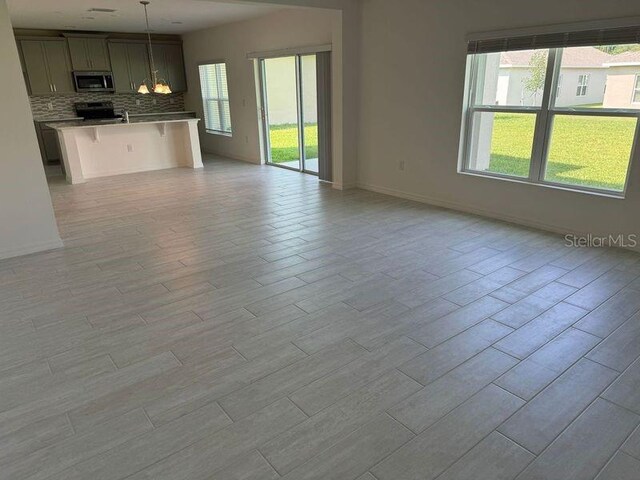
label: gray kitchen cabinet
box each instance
[34,122,63,164]
[109,42,131,92]
[151,43,187,92]
[20,39,74,95]
[44,41,75,93]
[67,36,111,71]
[128,43,152,91]
[21,40,53,95]
[165,44,188,92]
[15,41,31,94]
[108,41,150,93]
[41,128,61,162]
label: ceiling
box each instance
[7,0,285,34]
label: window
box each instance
[461,32,640,195]
[556,74,563,97]
[633,75,640,104]
[576,74,590,97]
[198,63,232,135]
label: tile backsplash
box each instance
[30,92,185,120]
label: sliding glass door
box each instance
[261,56,301,171]
[300,55,319,174]
[260,54,319,174]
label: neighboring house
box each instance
[498,47,610,107]
[262,56,318,125]
[470,46,639,173]
[602,51,640,109]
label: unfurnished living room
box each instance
[2,0,640,479]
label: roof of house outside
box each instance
[603,50,640,65]
[500,46,612,68]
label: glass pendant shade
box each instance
[136,80,171,95]
[137,82,150,94]
[154,82,172,94]
[137,2,172,96]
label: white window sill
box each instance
[458,170,626,200]
[205,130,232,138]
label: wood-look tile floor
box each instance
[2,156,640,480]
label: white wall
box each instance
[357,0,640,244]
[0,0,61,260]
[192,0,360,188]
[556,68,608,107]
[497,67,607,107]
[182,9,337,169]
[603,65,640,109]
[498,67,607,107]
[498,69,539,106]
[261,55,318,125]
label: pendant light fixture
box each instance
[137,1,172,95]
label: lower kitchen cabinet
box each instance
[35,123,63,164]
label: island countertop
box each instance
[45,114,199,130]
[51,113,203,184]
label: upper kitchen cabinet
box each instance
[108,41,151,93]
[20,39,74,95]
[15,41,30,94]
[67,35,111,71]
[152,43,187,92]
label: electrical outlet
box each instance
[245,135,249,144]
[136,99,141,106]
[398,160,406,171]
[47,102,54,111]
[127,144,134,153]
[152,98,157,105]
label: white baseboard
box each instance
[356,181,640,252]
[83,163,189,180]
[0,238,64,261]
[333,182,357,191]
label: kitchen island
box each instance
[46,114,203,184]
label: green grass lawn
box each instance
[268,123,318,163]
[270,116,633,191]
[487,113,635,191]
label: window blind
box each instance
[198,63,232,134]
[316,51,332,183]
[468,25,640,54]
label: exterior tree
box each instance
[523,50,547,104]
[597,45,640,55]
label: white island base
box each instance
[51,118,203,184]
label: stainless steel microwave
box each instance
[73,72,115,93]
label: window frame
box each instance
[576,73,590,97]
[460,47,640,197]
[198,61,232,137]
[632,74,640,104]
[556,73,563,97]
